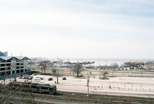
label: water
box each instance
[50,58,154,66]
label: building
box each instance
[0,51,8,56]
[0,56,30,76]
[2,52,8,56]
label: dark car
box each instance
[27,72,32,75]
[48,78,53,81]
[25,76,29,79]
[62,77,66,80]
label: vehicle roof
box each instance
[9,82,56,88]
[31,84,50,87]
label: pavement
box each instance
[2,74,154,98]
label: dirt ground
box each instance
[0,90,154,104]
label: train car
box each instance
[8,82,57,95]
[30,83,57,94]
[8,82,23,90]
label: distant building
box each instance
[124,61,154,70]
[0,56,30,76]
[2,52,8,56]
[0,51,7,56]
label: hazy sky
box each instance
[1,0,154,59]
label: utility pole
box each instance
[99,58,101,78]
[56,58,63,84]
[4,74,6,85]
[57,72,59,83]
[4,60,6,85]
[11,57,17,82]
[99,67,101,78]
[87,76,89,96]
[56,66,59,84]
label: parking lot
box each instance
[1,74,154,98]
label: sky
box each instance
[0,0,154,59]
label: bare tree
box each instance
[39,60,51,73]
[0,75,36,104]
[51,67,60,83]
[73,63,83,77]
[146,62,154,71]
[110,63,119,76]
[51,67,57,75]
[125,62,136,70]
[102,71,108,79]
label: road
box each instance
[2,74,154,98]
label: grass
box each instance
[30,71,67,77]
[31,66,154,78]
[30,71,52,75]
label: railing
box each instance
[0,62,11,64]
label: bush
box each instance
[99,77,109,80]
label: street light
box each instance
[57,58,63,68]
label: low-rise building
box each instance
[0,56,30,76]
[0,51,7,56]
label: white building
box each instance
[0,56,30,76]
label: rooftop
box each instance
[0,51,5,56]
[0,56,30,61]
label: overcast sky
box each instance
[0,0,154,59]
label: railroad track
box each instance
[0,91,154,104]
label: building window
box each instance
[7,71,10,74]
[0,72,5,75]
[0,68,5,71]
[16,63,20,65]
[16,70,19,73]
[1,64,5,66]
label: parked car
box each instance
[19,76,22,79]
[62,77,66,80]
[22,76,26,79]
[48,78,53,81]
[28,76,33,80]
[18,74,22,77]
[25,76,28,79]
[27,72,32,75]
[33,74,37,76]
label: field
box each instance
[1,67,154,103]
